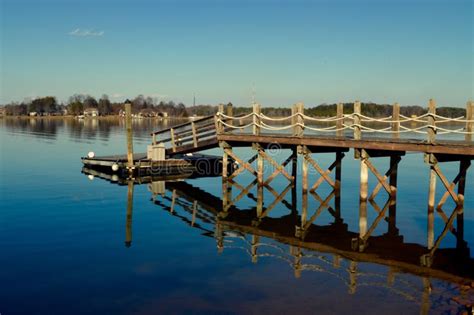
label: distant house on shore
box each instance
[0,107,5,116]
[84,108,99,117]
[29,112,38,116]
[138,108,158,118]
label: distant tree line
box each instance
[1,94,188,117]
[1,97,466,118]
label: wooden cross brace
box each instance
[361,155,401,200]
[421,159,471,266]
[301,147,340,190]
[352,197,394,252]
[299,189,337,236]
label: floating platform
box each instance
[81,153,222,178]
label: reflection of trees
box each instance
[2,117,61,139]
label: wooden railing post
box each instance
[392,102,400,139]
[354,101,361,140]
[217,103,225,134]
[427,99,436,143]
[226,103,233,127]
[291,104,297,136]
[253,103,261,135]
[296,102,304,136]
[336,102,343,137]
[466,100,473,142]
[191,121,198,147]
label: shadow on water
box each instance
[82,168,474,315]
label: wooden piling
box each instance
[125,102,134,174]
[335,151,343,220]
[354,101,361,140]
[427,164,437,249]
[301,146,308,227]
[359,150,368,244]
[457,159,468,247]
[336,102,344,137]
[226,103,233,127]
[466,100,473,142]
[253,103,261,136]
[256,144,264,217]
[427,99,436,143]
[392,103,400,139]
[295,102,304,137]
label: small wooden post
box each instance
[392,102,400,139]
[427,99,436,143]
[152,133,157,145]
[466,100,473,142]
[427,163,437,249]
[253,103,261,136]
[125,102,134,175]
[336,102,343,137]
[125,181,134,248]
[388,155,399,235]
[353,101,361,140]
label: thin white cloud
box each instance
[69,28,104,37]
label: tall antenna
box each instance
[193,93,196,107]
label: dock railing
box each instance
[216,100,474,142]
[151,115,216,153]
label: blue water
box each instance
[0,117,473,315]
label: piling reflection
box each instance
[82,169,474,314]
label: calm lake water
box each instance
[1,117,473,315]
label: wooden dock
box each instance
[148,100,474,268]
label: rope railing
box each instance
[215,100,474,141]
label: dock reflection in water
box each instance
[83,168,474,314]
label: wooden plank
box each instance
[224,148,258,177]
[259,150,293,183]
[364,158,393,196]
[432,164,460,204]
[304,153,336,188]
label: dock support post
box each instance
[291,147,298,215]
[125,101,134,176]
[359,149,368,242]
[125,181,134,248]
[301,146,308,229]
[427,158,437,250]
[220,141,232,216]
[256,143,264,217]
[457,159,468,248]
[335,151,343,221]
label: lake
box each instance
[1,117,473,315]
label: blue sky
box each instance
[1,0,472,107]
